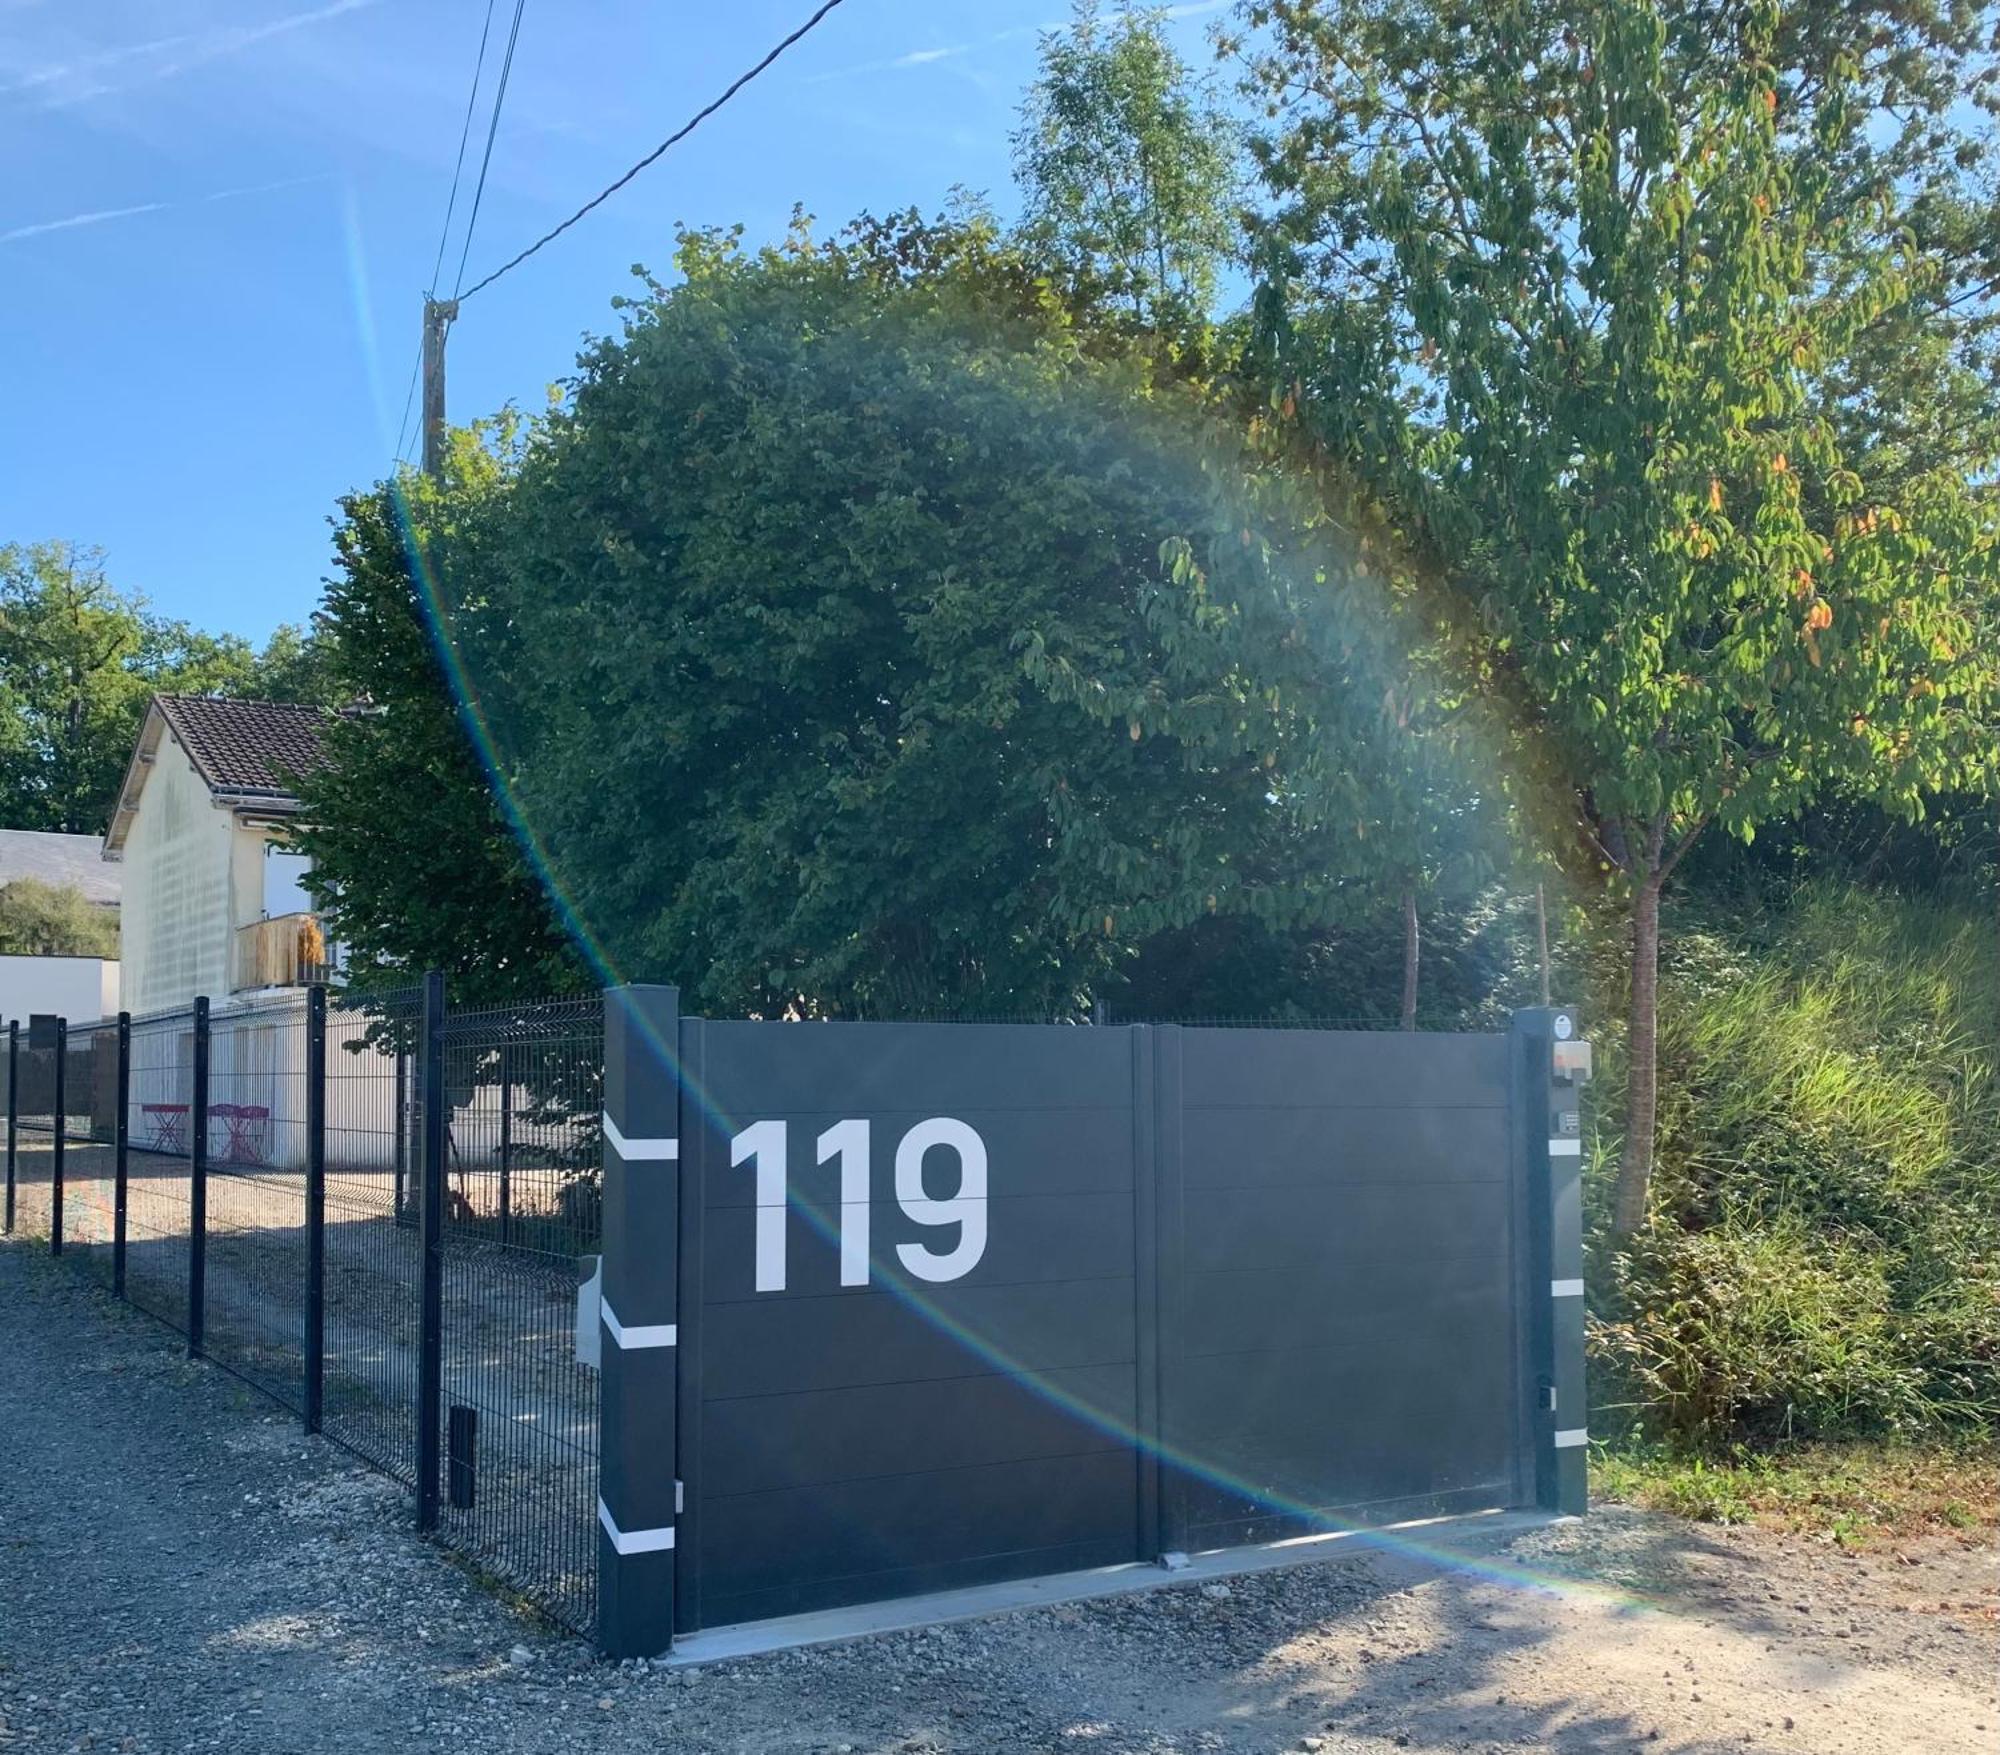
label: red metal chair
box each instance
[141,1102,188,1153]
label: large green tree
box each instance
[394,215,1452,1018]
[0,541,332,834]
[1244,0,2000,1230]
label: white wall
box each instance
[124,996,412,1173]
[120,730,237,1015]
[0,954,118,1029]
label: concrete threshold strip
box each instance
[664,1506,1567,1666]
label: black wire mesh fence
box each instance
[3,980,607,1639]
[436,996,604,1633]
[58,1020,120,1285]
[125,1010,195,1335]
[202,998,311,1412]
[322,987,423,1486]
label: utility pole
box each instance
[421,297,458,478]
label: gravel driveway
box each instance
[1,1236,1993,1754]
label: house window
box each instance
[262,848,312,919]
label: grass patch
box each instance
[1592,1440,2000,1545]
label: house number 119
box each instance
[730,1118,988,1291]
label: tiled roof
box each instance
[0,830,121,904]
[152,695,329,802]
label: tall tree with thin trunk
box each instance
[1014,1,1240,330]
[1245,0,2000,1231]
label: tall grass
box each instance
[1587,884,2000,1449]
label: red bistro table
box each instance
[210,1103,272,1167]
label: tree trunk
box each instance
[1612,873,1664,1235]
[1400,889,1420,1031]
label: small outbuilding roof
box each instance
[0,829,121,906]
[104,695,331,857]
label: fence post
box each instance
[596,983,681,1659]
[113,1013,131,1297]
[497,1044,513,1247]
[49,1017,66,1256]
[4,1020,16,1235]
[1512,1005,1590,1517]
[304,986,328,1434]
[393,1046,408,1224]
[188,996,210,1359]
[415,970,446,1530]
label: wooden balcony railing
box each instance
[232,912,337,992]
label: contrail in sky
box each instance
[805,1,1227,84]
[1,174,327,246]
[8,0,383,108]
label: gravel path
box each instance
[0,1236,1992,1754]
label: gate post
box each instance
[595,983,681,1658]
[50,1017,67,1255]
[1512,1006,1590,1517]
[188,997,210,1358]
[113,1013,131,1297]
[4,1020,16,1234]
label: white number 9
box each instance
[894,1117,988,1283]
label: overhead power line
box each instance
[396,0,505,463]
[456,0,849,302]
[451,0,531,298]
[429,0,502,297]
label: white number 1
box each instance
[731,1119,788,1292]
[817,1118,870,1287]
[730,1117,987,1291]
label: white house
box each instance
[95,696,385,1169]
[102,694,332,1017]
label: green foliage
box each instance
[0,878,118,958]
[1013,1,1240,329]
[1589,884,2000,1446]
[285,467,589,1008]
[1244,0,2000,1227]
[396,213,1495,1018]
[0,540,332,835]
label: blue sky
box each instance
[0,0,1225,643]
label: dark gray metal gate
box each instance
[592,991,1589,1657]
[1158,1027,1526,1553]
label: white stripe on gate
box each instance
[601,1299,677,1350]
[1548,1138,1582,1157]
[1552,1428,1589,1449]
[1550,1279,1585,1298]
[603,1113,678,1161]
[599,1500,676,1554]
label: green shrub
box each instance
[1587,883,2000,1450]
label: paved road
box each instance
[0,1237,1992,1754]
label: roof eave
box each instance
[102,702,168,859]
